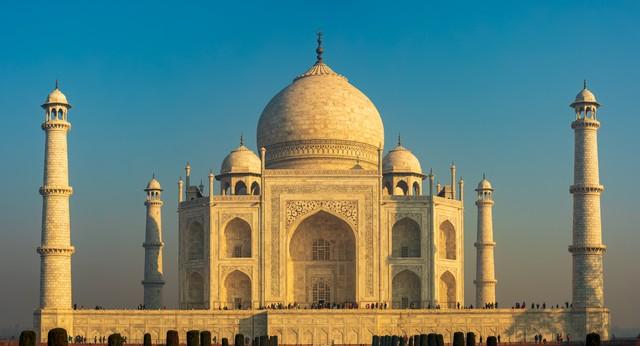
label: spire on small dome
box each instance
[294,32,346,81]
[316,32,324,63]
[397,133,401,147]
[583,79,587,90]
[55,79,59,89]
[240,133,244,146]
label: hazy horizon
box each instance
[0,0,638,338]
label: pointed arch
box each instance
[439,220,456,260]
[413,181,420,196]
[223,270,251,309]
[288,210,356,305]
[234,181,247,195]
[395,180,409,195]
[250,181,260,195]
[392,270,421,308]
[224,217,251,258]
[383,182,392,196]
[392,217,421,257]
[439,271,456,308]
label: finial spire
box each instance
[316,32,324,63]
[55,80,59,89]
[483,172,486,180]
[397,133,401,146]
[152,172,156,179]
[583,79,587,89]
[240,133,244,146]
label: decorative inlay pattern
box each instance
[265,139,379,166]
[286,200,357,230]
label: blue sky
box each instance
[0,0,638,337]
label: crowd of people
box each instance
[512,302,572,310]
[73,300,577,312]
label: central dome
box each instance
[257,56,384,170]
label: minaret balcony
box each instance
[39,185,73,196]
[41,121,71,131]
[571,118,600,129]
[37,246,75,255]
[569,184,604,194]
[568,244,607,254]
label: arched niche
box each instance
[223,270,251,309]
[392,217,421,258]
[288,210,356,305]
[223,218,251,258]
[439,271,456,308]
[392,270,421,308]
[439,220,456,260]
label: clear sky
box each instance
[0,0,638,338]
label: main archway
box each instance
[288,210,356,306]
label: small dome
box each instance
[220,144,261,175]
[477,177,493,190]
[570,82,599,107]
[383,144,422,175]
[146,177,162,190]
[42,85,70,107]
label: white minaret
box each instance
[142,175,165,309]
[474,175,496,308]
[569,81,606,308]
[38,82,75,309]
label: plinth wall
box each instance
[35,308,609,344]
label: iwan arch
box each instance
[34,37,609,343]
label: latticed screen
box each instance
[233,245,242,258]
[312,239,330,260]
[313,279,331,304]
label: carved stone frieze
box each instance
[286,200,358,230]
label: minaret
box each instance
[142,175,165,309]
[569,81,606,308]
[474,175,496,308]
[38,82,75,309]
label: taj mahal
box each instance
[34,36,610,343]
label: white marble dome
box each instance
[220,144,261,175]
[43,87,70,106]
[256,59,384,170]
[383,144,422,175]
[571,82,600,107]
[145,177,162,190]
[477,177,493,190]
